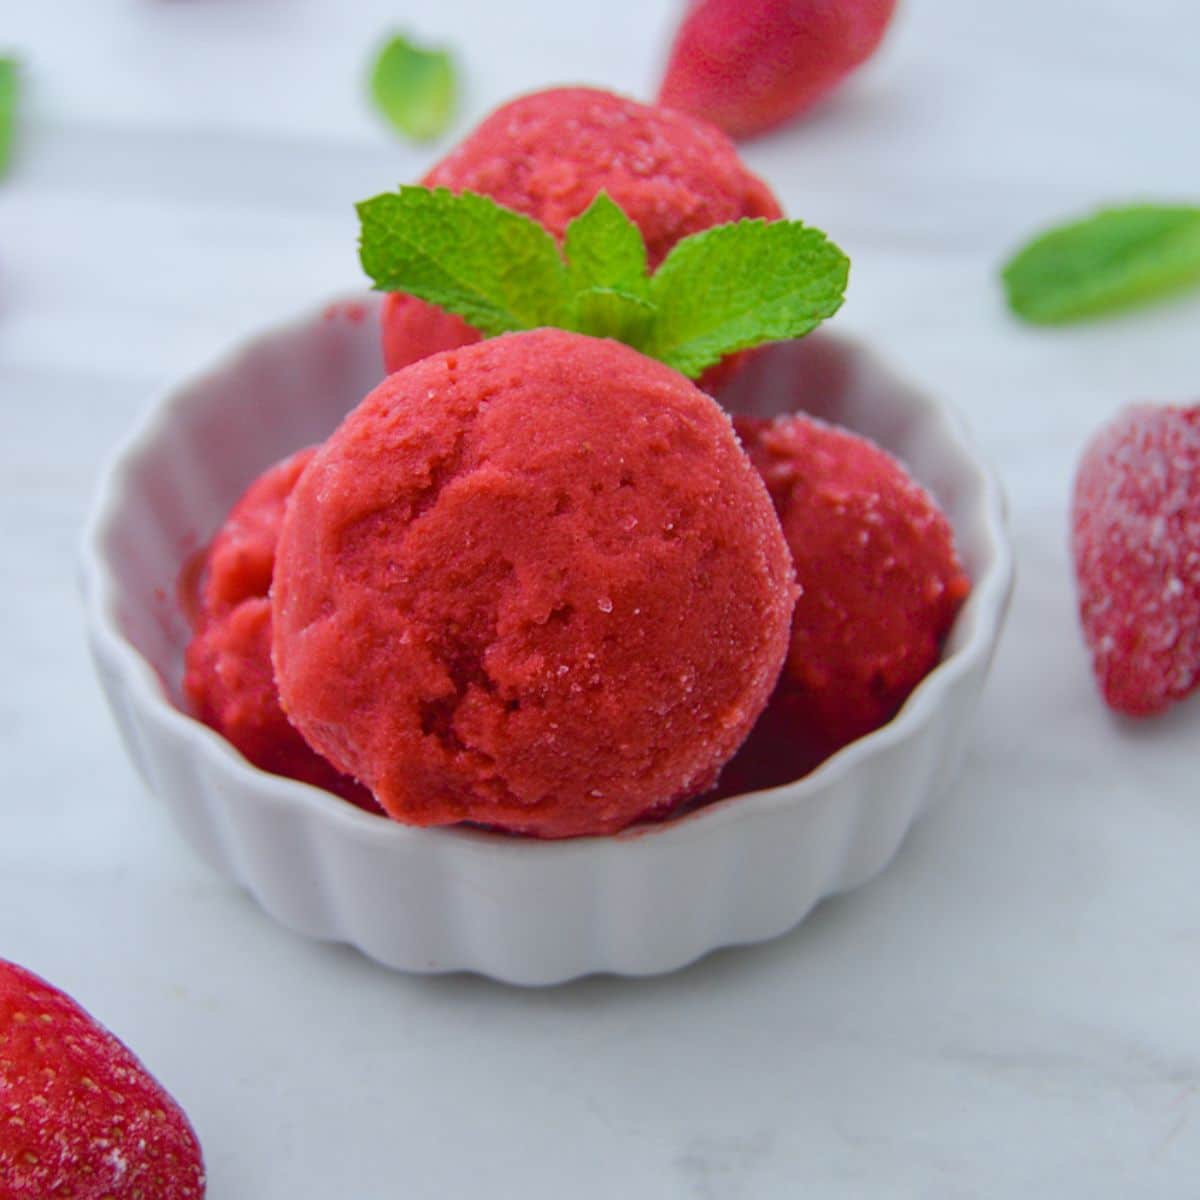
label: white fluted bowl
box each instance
[80,297,1012,985]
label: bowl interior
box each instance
[93,302,387,708]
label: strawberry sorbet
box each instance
[382,86,782,375]
[183,449,376,811]
[272,330,796,838]
[736,413,970,756]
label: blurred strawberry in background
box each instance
[657,0,898,139]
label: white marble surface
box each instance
[2,1,1199,1195]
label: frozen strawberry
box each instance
[1071,403,1200,716]
[182,448,380,812]
[736,413,969,756]
[657,0,898,139]
[0,960,206,1200]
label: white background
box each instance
[3,1,1199,1195]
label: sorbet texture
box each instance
[273,330,796,838]
[736,413,970,755]
[183,449,376,810]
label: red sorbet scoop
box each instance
[736,413,970,759]
[183,449,378,811]
[272,330,796,839]
[382,86,781,377]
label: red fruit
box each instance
[736,413,969,755]
[1071,403,1200,716]
[658,0,898,139]
[0,960,206,1200]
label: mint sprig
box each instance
[1002,204,1200,325]
[368,34,457,143]
[357,187,849,378]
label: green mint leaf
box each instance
[1002,204,1200,325]
[563,193,650,301]
[357,187,571,337]
[560,195,656,340]
[355,187,849,376]
[0,58,17,179]
[571,286,655,344]
[368,34,457,143]
[642,220,849,377]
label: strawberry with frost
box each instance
[0,959,206,1200]
[1072,403,1200,715]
